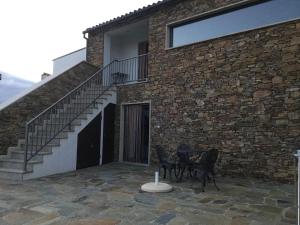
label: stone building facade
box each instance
[85,0,300,182]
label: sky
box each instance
[0,71,33,103]
[0,0,158,82]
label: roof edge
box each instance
[83,0,174,34]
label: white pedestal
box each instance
[141,182,173,193]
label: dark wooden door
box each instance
[138,41,149,80]
[102,104,116,164]
[123,103,150,164]
[76,113,101,169]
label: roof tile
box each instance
[83,0,174,33]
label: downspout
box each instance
[83,32,88,40]
[295,149,300,225]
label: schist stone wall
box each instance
[86,33,104,67]
[0,62,98,155]
[86,0,300,182]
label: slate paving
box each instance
[0,163,297,225]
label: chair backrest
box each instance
[155,145,168,163]
[177,143,191,152]
[177,144,192,163]
[199,151,209,165]
[207,148,219,170]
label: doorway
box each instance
[138,41,149,80]
[122,103,150,164]
[102,103,116,165]
[76,113,101,169]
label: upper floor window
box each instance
[169,0,300,48]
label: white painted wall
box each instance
[103,20,148,82]
[53,48,86,76]
[24,89,117,180]
[110,29,148,61]
[104,33,111,66]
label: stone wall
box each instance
[86,32,104,67]
[0,62,98,155]
[86,0,300,182]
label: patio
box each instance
[0,163,297,225]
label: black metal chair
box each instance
[193,148,220,192]
[206,148,220,191]
[192,151,209,192]
[155,145,177,180]
[176,144,195,182]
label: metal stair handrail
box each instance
[23,60,117,171]
[23,54,149,171]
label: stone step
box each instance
[47,116,87,125]
[19,141,60,149]
[24,137,61,146]
[0,168,30,181]
[0,88,116,180]
[40,118,82,129]
[70,93,108,103]
[9,149,52,161]
[29,131,69,140]
[44,100,98,118]
[0,158,41,171]
[34,124,76,133]
[50,113,88,121]
[57,106,96,115]
[77,92,112,98]
[8,145,53,154]
[44,111,91,124]
[61,99,104,116]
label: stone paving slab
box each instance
[0,163,297,225]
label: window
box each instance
[169,0,300,48]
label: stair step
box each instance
[0,158,41,164]
[35,124,76,133]
[0,88,116,180]
[0,158,41,171]
[45,114,88,124]
[23,138,61,146]
[70,95,107,103]
[54,119,82,127]
[50,114,88,120]
[77,92,111,97]
[0,168,30,180]
[56,108,95,116]
[20,141,60,149]
[34,119,81,133]
[15,145,53,153]
[9,150,52,161]
[10,149,52,155]
[48,117,87,124]
[29,132,68,140]
[51,102,102,117]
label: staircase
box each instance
[0,54,149,181]
[0,62,117,181]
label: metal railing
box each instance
[107,54,148,85]
[23,54,148,171]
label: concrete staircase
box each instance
[0,83,116,180]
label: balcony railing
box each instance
[103,54,148,85]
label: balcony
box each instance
[103,19,149,86]
[103,54,148,86]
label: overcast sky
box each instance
[0,0,158,82]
